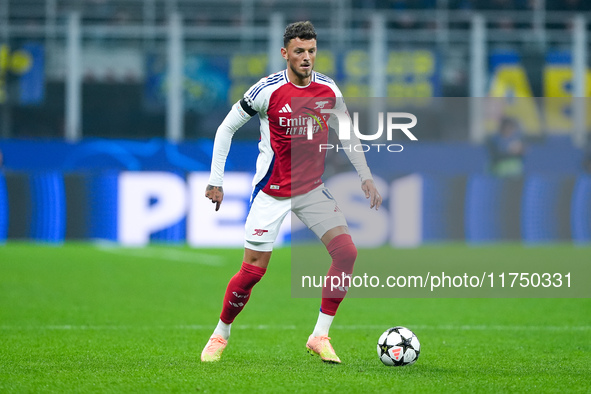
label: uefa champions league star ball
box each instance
[377,326,420,366]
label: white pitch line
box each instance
[94,244,225,266]
[0,324,589,331]
[340,324,591,332]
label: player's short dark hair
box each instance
[283,21,317,48]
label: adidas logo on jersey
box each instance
[278,103,292,113]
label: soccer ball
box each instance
[377,326,420,366]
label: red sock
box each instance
[220,262,266,324]
[321,234,357,316]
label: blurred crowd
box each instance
[353,0,590,11]
[8,0,590,31]
[348,0,590,31]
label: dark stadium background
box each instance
[0,0,590,245]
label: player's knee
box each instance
[334,242,357,273]
[243,245,272,266]
[239,262,267,288]
[327,234,357,273]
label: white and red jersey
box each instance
[208,70,372,198]
[243,70,344,197]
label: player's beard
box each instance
[290,62,313,81]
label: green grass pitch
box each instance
[1,243,590,392]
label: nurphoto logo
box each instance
[306,109,418,153]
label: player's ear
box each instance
[281,47,288,60]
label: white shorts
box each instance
[244,184,347,252]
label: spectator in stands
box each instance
[391,12,419,29]
[112,9,131,25]
[496,16,516,31]
[488,117,526,177]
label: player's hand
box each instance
[362,179,382,210]
[205,185,224,211]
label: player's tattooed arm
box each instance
[205,185,224,211]
[362,179,382,211]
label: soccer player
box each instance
[201,21,381,364]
